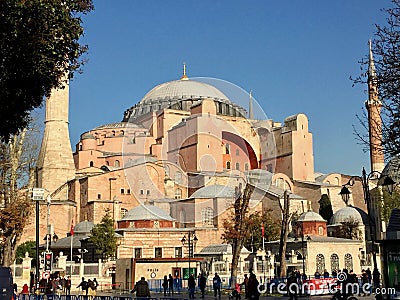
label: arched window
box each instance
[235,162,240,170]
[225,143,230,154]
[89,161,94,167]
[175,171,182,184]
[236,149,240,156]
[344,253,353,271]
[164,165,170,176]
[318,226,324,235]
[316,254,325,273]
[175,188,182,199]
[330,254,339,272]
[201,207,214,226]
[245,163,249,171]
[226,161,231,169]
[115,160,120,167]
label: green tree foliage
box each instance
[243,210,280,252]
[354,0,400,157]
[381,189,400,223]
[89,210,117,260]
[0,0,93,140]
[15,241,36,264]
[318,194,334,221]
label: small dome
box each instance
[73,221,95,234]
[382,155,400,185]
[191,185,235,199]
[81,132,95,140]
[122,205,174,221]
[298,211,325,222]
[329,206,368,225]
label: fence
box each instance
[16,296,185,300]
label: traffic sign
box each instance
[42,271,50,279]
[32,188,45,201]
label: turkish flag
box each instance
[70,222,74,236]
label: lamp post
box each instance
[339,167,395,297]
[181,231,198,278]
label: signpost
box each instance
[32,188,45,201]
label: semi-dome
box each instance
[73,221,95,234]
[382,155,400,185]
[298,211,325,222]
[329,206,369,225]
[191,184,235,199]
[123,77,247,121]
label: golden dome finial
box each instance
[181,62,189,80]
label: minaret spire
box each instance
[249,90,254,119]
[181,62,189,80]
[366,40,384,173]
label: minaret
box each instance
[249,90,254,119]
[366,40,385,173]
[37,78,76,199]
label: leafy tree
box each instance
[0,0,93,140]
[243,210,280,252]
[222,184,254,287]
[318,194,334,221]
[381,189,400,223]
[15,241,36,264]
[353,0,400,157]
[338,217,362,240]
[0,127,39,266]
[89,210,117,261]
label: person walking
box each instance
[168,274,174,296]
[213,273,222,299]
[66,276,72,295]
[287,272,298,300]
[241,274,249,299]
[188,274,196,299]
[77,277,89,295]
[163,275,168,296]
[199,273,207,298]
[131,277,150,298]
[247,273,260,300]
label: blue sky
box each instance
[64,0,392,176]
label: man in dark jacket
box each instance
[131,277,150,297]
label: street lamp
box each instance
[181,232,198,278]
[339,167,395,296]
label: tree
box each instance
[381,189,400,224]
[0,0,93,141]
[0,127,39,266]
[354,0,400,157]
[89,210,117,261]
[15,241,36,265]
[243,210,280,252]
[338,217,362,240]
[221,184,254,287]
[318,194,333,222]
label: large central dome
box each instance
[123,77,246,122]
[140,79,229,104]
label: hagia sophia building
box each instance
[20,51,386,282]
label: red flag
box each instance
[261,224,265,238]
[70,221,74,236]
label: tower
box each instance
[37,78,76,199]
[366,40,385,174]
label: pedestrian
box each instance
[77,277,89,295]
[314,270,321,279]
[199,273,207,298]
[188,274,196,299]
[323,269,329,278]
[88,278,97,299]
[131,277,150,297]
[247,273,260,300]
[213,273,222,299]
[168,274,174,295]
[66,276,72,295]
[163,275,168,296]
[361,269,369,296]
[287,272,298,300]
[241,274,249,299]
